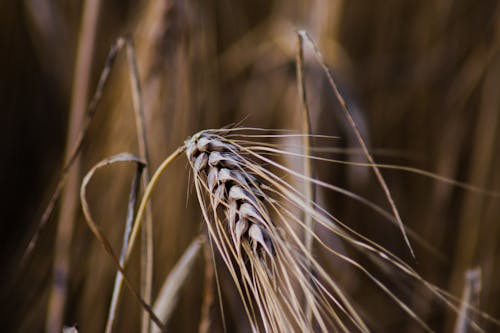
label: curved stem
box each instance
[124,145,186,266]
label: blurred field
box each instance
[1,1,500,332]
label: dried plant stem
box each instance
[19,30,131,279]
[105,164,143,333]
[46,1,101,332]
[79,154,165,331]
[125,146,186,267]
[151,236,204,333]
[298,30,415,259]
[101,37,155,333]
[124,38,155,333]
[296,31,316,324]
[102,145,185,332]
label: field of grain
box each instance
[1,1,500,332]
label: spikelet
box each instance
[186,130,274,257]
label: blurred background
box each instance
[1,0,499,332]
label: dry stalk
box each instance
[296,31,316,325]
[46,1,101,332]
[105,161,144,333]
[18,25,133,306]
[79,153,166,331]
[124,36,155,333]
[102,36,155,333]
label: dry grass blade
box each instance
[296,31,316,324]
[124,146,186,268]
[46,1,101,331]
[19,34,129,273]
[124,38,154,333]
[112,35,155,333]
[296,31,315,250]
[151,236,205,333]
[105,163,144,333]
[23,35,157,333]
[79,153,165,331]
[298,30,416,259]
[15,35,140,331]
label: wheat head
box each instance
[185,128,372,333]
